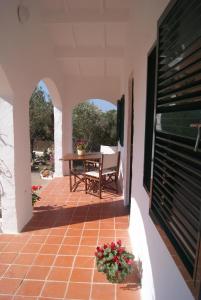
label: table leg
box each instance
[69,160,72,192]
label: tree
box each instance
[29,87,54,154]
[72,102,117,152]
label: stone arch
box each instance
[72,98,117,153]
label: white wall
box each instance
[124,1,194,299]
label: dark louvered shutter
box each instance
[150,0,201,296]
[117,95,125,147]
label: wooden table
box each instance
[60,152,101,192]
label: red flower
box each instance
[110,242,116,250]
[103,244,108,249]
[117,240,122,246]
[118,247,125,254]
[127,259,133,265]
[113,256,119,262]
[32,185,42,191]
[32,185,37,191]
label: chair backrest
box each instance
[100,145,118,154]
[102,151,120,171]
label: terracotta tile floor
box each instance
[0,177,141,300]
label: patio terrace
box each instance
[0,177,141,300]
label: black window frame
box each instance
[149,0,201,298]
[143,43,157,194]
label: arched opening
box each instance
[29,80,54,199]
[72,99,117,152]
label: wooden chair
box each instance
[84,151,120,198]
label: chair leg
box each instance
[99,178,102,199]
[85,176,87,194]
[115,175,118,194]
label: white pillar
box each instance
[13,95,32,232]
[62,105,73,175]
[0,98,17,232]
[54,106,63,177]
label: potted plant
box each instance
[95,240,134,283]
[76,139,87,155]
[31,185,42,206]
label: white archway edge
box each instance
[54,107,63,177]
[42,78,64,177]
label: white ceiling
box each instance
[40,0,130,78]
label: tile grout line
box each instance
[0,232,34,288]
[88,197,101,300]
[11,226,51,298]
[37,226,69,298]
[63,194,91,299]
[114,217,117,300]
[36,196,77,299]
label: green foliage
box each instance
[95,240,134,283]
[72,102,117,151]
[29,88,54,153]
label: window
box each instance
[150,0,201,298]
[143,44,156,193]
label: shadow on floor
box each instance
[23,198,129,232]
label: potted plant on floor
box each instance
[31,185,42,205]
[95,240,134,283]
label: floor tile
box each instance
[16,280,44,296]
[0,295,13,300]
[74,256,95,269]
[91,283,115,299]
[0,177,140,300]
[0,264,9,277]
[21,243,41,253]
[70,268,92,282]
[14,254,36,265]
[66,229,82,236]
[50,227,67,236]
[82,230,99,237]
[45,236,63,244]
[0,252,17,264]
[28,236,46,244]
[41,281,67,298]
[33,254,55,266]
[3,243,24,252]
[80,237,98,246]
[77,246,95,256]
[54,255,74,267]
[63,236,81,245]
[65,282,91,299]
[58,245,78,255]
[26,266,50,280]
[4,265,29,279]
[0,278,21,294]
[116,284,141,300]
[93,269,111,283]
[40,244,60,254]
[48,267,71,281]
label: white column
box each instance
[62,105,73,175]
[0,98,17,232]
[54,106,63,177]
[13,95,32,232]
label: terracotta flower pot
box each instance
[77,149,85,155]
